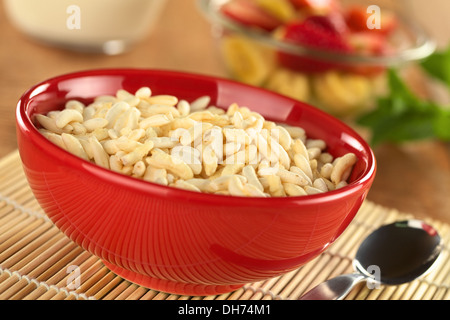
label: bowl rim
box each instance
[197,0,436,66]
[16,68,376,207]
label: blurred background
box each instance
[407,0,449,48]
[0,0,449,223]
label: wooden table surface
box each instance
[1,0,449,224]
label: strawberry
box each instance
[220,0,283,32]
[345,6,367,32]
[349,32,392,56]
[278,15,353,73]
[304,12,349,35]
[289,0,337,11]
[345,5,398,36]
[344,32,393,76]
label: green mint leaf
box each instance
[356,97,391,127]
[356,68,442,146]
[421,46,450,87]
[387,69,428,111]
[432,107,450,140]
[367,108,437,146]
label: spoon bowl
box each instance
[300,220,442,300]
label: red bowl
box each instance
[15,69,376,296]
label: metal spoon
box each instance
[300,220,443,300]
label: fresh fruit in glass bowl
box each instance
[200,0,435,118]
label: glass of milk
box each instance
[3,0,168,55]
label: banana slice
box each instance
[221,34,273,86]
[312,71,372,116]
[265,68,311,102]
[256,0,297,23]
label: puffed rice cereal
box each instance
[36,87,358,197]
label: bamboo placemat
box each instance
[0,150,449,301]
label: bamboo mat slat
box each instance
[0,150,449,300]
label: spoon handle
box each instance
[299,273,366,300]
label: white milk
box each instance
[4,0,167,54]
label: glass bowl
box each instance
[199,0,436,118]
[4,0,168,55]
